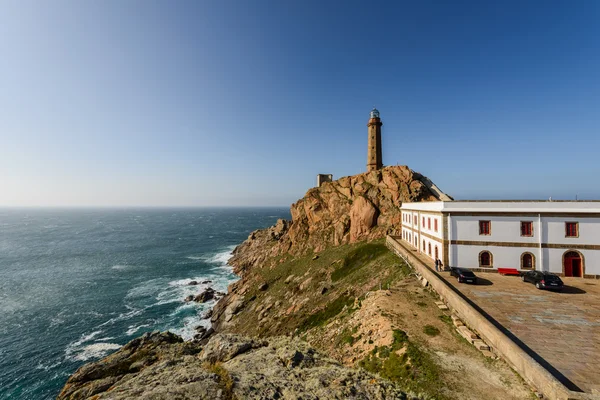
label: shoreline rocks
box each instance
[58,333,412,400]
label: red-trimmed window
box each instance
[423,240,425,250]
[428,243,432,256]
[520,221,533,237]
[434,219,438,232]
[566,222,578,237]
[422,217,425,226]
[428,218,431,230]
[479,220,491,235]
[413,215,417,225]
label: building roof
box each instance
[400,200,600,213]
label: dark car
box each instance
[521,270,563,291]
[450,267,477,284]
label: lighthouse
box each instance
[367,108,383,172]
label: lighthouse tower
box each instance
[367,108,383,172]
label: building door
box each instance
[563,251,583,277]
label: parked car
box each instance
[450,267,477,284]
[521,270,563,291]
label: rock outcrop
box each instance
[229,165,450,275]
[58,332,413,400]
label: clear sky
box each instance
[1,1,599,207]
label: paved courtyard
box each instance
[442,270,600,394]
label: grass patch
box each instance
[359,329,444,398]
[298,295,354,332]
[331,243,389,282]
[203,362,236,400]
[423,325,440,337]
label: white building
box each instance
[400,201,600,278]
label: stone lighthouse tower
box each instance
[367,108,383,172]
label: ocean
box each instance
[0,207,290,399]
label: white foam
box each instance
[98,308,143,327]
[65,330,103,360]
[125,279,164,300]
[111,264,134,270]
[126,324,151,336]
[169,315,210,341]
[72,343,122,361]
[36,360,63,371]
[96,336,116,342]
[204,246,236,266]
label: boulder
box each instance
[187,280,198,285]
[258,282,268,291]
[184,295,194,302]
[194,288,215,303]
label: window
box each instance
[479,251,492,268]
[521,221,533,237]
[521,253,534,269]
[479,220,491,235]
[428,218,431,230]
[422,217,425,226]
[413,215,417,225]
[434,219,438,232]
[428,243,432,256]
[566,222,578,237]
[435,246,439,259]
[423,240,425,251]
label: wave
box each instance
[168,312,211,341]
[111,264,136,270]
[204,245,236,267]
[126,324,151,336]
[71,343,122,362]
[95,336,116,342]
[65,330,122,362]
[97,308,143,328]
[186,245,236,267]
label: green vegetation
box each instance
[423,325,440,337]
[203,362,236,400]
[359,329,444,398]
[298,295,354,332]
[339,327,362,346]
[331,243,389,282]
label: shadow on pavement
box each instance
[474,278,493,286]
[559,286,586,294]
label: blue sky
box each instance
[1,1,599,206]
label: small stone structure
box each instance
[316,174,332,187]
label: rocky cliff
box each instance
[229,165,450,275]
[58,331,413,400]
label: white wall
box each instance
[451,215,539,243]
[450,244,540,270]
[543,216,600,245]
[448,214,600,275]
[419,213,443,239]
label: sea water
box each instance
[0,208,289,399]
